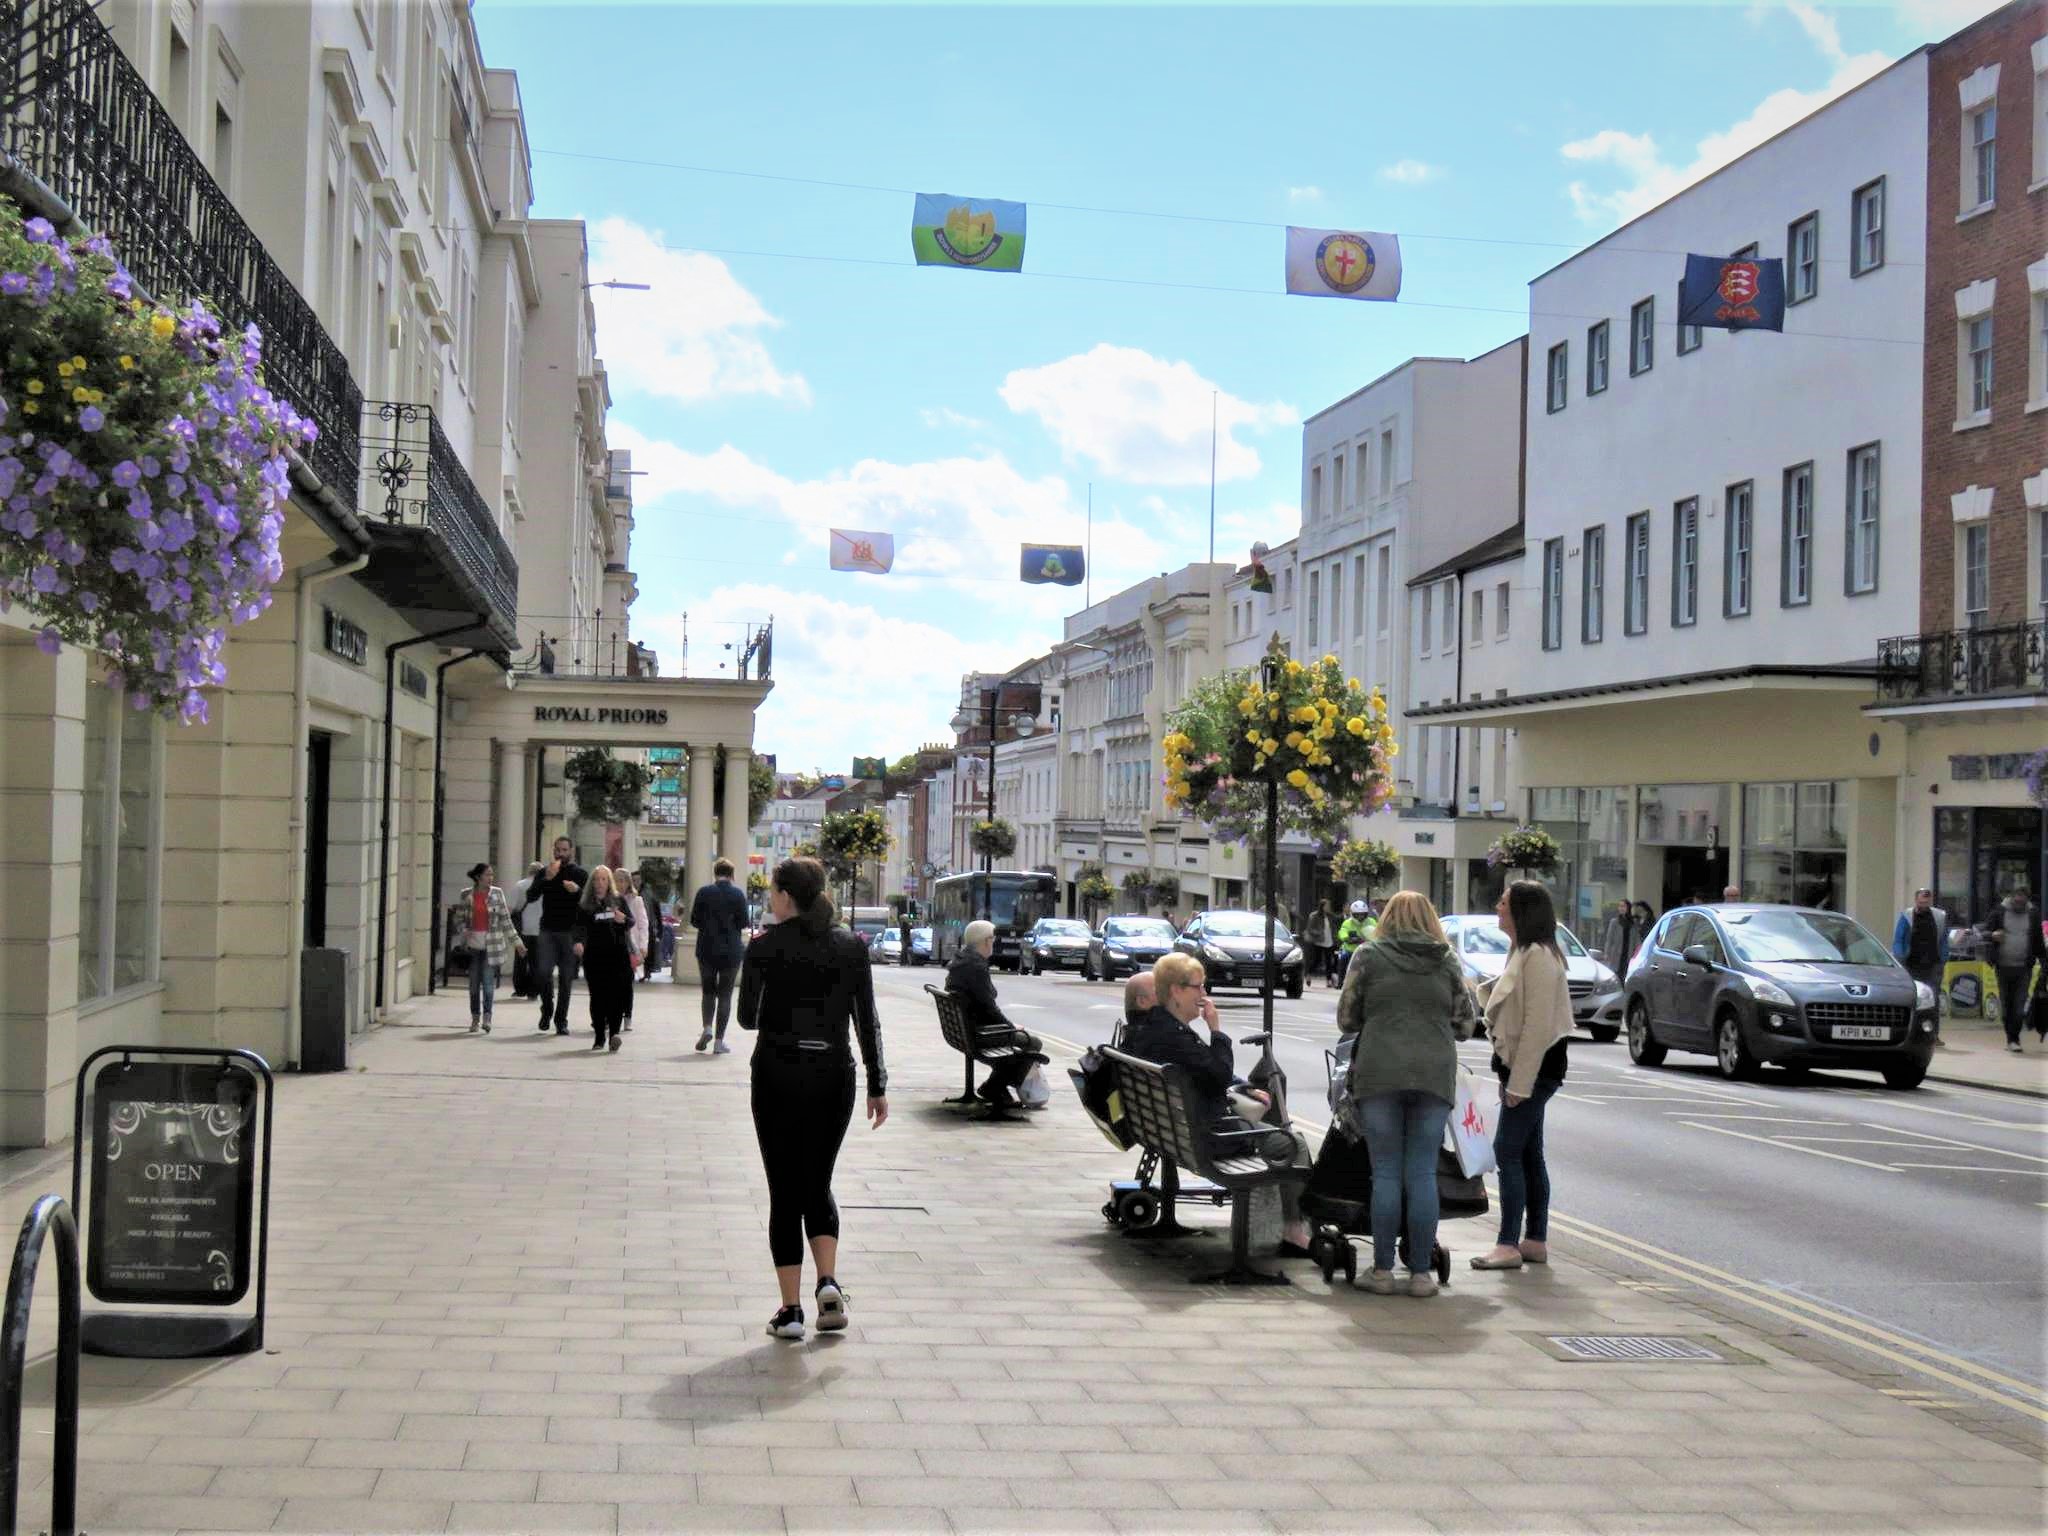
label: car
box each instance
[873,928,906,963]
[1020,917,1094,975]
[1084,915,1179,981]
[1174,910,1305,999]
[910,927,933,965]
[1622,903,1938,1089]
[1441,914,1624,1043]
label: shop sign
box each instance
[532,705,670,726]
[1949,754,2030,782]
[322,608,367,666]
[1413,831,1436,846]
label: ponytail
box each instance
[773,856,835,936]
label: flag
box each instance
[829,529,895,574]
[1284,227,1402,301]
[1020,545,1085,586]
[852,756,886,781]
[1678,254,1785,333]
[912,193,1026,272]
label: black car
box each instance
[1623,904,1938,1089]
[1020,918,1094,975]
[1174,909,1305,999]
[1084,915,1179,981]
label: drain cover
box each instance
[1523,1332,1751,1364]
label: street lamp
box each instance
[950,689,1037,920]
[582,279,651,291]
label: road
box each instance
[874,958,2048,1423]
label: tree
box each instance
[1332,839,1399,900]
[817,807,891,904]
[712,750,778,828]
[889,752,920,778]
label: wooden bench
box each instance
[926,984,1030,1120]
[1101,1047,1308,1285]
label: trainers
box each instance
[2007,1041,2024,1054]
[592,1036,606,1051]
[1364,1269,1397,1295]
[608,1033,622,1053]
[714,1039,732,1055]
[815,1277,849,1332]
[696,1029,713,1052]
[482,1019,492,1034]
[469,1018,480,1033]
[623,1021,634,1031]
[766,1305,805,1340]
[1407,1272,1440,1298]
[539,1018,552,1031]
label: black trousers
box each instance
[751,1047,857,1267]
[584,952,632,1040]
[1996,966,2036,1044]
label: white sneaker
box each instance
[815,1278,849,1332]
[2007,1041,2024,1054]
[696,1029,713,1052]
[1407,1271,1440,1298]
[766,1305,805,1340]
[1364,1269,1397,1295]
[714,1040,732,1055]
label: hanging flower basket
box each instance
[1332,838,1400,897]
[1078,862,1113,907]
[0,196,313,721]
[1161,641,1397,846]
[969,818,1017,859]
[1486,825,1561,875]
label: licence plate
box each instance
[1832,1024,1889,1042]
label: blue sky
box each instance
[475,0,1993,775]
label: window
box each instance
[1741,781,1847,909]
[1678,320,1702,355]
[1328,563,1342,646]
[1546,342,1567,412]
[1581,525,1605,644]
[1846,443,1880,595]
[1782,462,1814,606]
[213,102,236,195]
[76,689,160,1004]
[1851,177,1885,276]
[1967,314,1994,414]
[1587,321,1609,394]
[1970,103,1997,208]
[1332,453,1345,512]
[2036,47,2048,187]
[1496,581,1510,639]
[1624,512,1650,635]
[1629,297,1654,375]
[1724,481,1754,618]
[1420,584,1434,654]
[1671,498,1699,626]
[1310,464,1323,521]
[2038,506,2048,618]
[1355,439,1370,499]
[1787,213,1819,305]
[1283,568,1294,609]
[1963,522,1990,627]
[1541,538,1565,651]
[1471,588,1485,645]
[1441,579,1455,650]
[1352,553,1366,635]
[2033,288,2048,409]
[1378,428,1394,494]
[1375,546,1391,634]
[1307,569,1320,644]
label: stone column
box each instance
[720,747,751,872]
[495,741,526,882]
[677,743,717,985]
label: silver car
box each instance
[1441,914,1625,1042]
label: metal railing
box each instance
[361,402,519,625]
[0,1195,79,1536]
[0,0,363,507]
[1876,619,2046,704]
[510,616,772,680]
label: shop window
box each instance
[1741,780,1847,910]
[77,690,161,1004]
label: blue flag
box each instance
[1678,254,1785,333]
[1020,545,1085,587]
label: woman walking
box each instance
[618,869,647,1033]
[737,857,888,1340]
[461,862,525,1033]
[1473,880,1574,1270]
[573,866,635,1052]
[1337,890,1476,1297]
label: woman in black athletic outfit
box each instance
[737,857,888,1339]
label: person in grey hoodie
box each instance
[1337,890,1478,1297]
[1981,887,2046,1052]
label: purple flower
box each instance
[30,564,60,594]
[139,456,160,478]
[77,592,100,613]
[77,405,104,433]
[34,627,61,656]
[22,217,54,244]
[0,272,26,297]
[111,460,142,489]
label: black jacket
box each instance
[1120,1004,1235,1135]
[945,951,1017,1040]
[532,861,588,932]
[573,896,634,967]
[738,920,887,1097]
[690,879,750,966]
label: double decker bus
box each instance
[928,870,1057,971]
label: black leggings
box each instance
[751,1050,857,1267]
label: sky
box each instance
[473,0,2001,778]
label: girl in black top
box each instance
[573,865,634,1053]
[737,857,888,1340]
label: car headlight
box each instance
[1750,978,1795,1008]
[1105,944,1127,956]
[1914,981,1936,1011]
[1592,965,1618,989]
[1203,943,1231,963]
[1284,946,1303,965]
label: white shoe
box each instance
[1364,1269,1397,1295]
[696,1030,713,1052]
[766,1305,805,1340]
[815,1279,849,1332]
[714,1040,732,1055]
[1407,1271,1439,1298]
[2007,1041,2023,1054]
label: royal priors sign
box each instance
[532,705,670,726]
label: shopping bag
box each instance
[1447,1067,1498,1180]
[1018,1063,1053,1110]
[1068,1048,1134,1147]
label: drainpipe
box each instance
[375,615,489,1014]
[427,648,504,993]
[285,548,370,1067]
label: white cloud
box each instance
[1560,6,1892,227]
[1378,160,1443,185]
[919,406,987,431]
[1287,185,1324,204]
[1891,0,2005,37]
[586,216,809,407]
[998,344,1296,487]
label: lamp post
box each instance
[951,686,1036,921]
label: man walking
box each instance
[509,861,544,998]
[690,857,750,1053]
[1981,886,2046,1054]
[530,838,586,1034]
[1599,899,1637,973]
[1304,899,1337,990]
[1891,887,1948,1042]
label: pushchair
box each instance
[1303,1038,1489,1286]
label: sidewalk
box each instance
[1929,1017,2048,1097]
[3,975,2043,1536]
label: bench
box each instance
[1101,1046,1309,1285]
[926,984,1030,1120]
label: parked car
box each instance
[1441,914,1624,1042]
[1174,910,1305,999]
[873,928,906,963]
[910,927,934,966]
[1020,917,1094,975]
[1084,915,1179,981]
[1622,904,1938,1088]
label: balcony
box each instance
[510,615,770,681]
[0,0,361,505]
[359,402,519,650]
[1875,620,2046,710]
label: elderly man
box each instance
[1120,971,1156,1040]
[946,919,1046,1106]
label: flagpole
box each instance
[1208,390,1217,564]
[1086,483,1092,609]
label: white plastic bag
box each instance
[1447,1066,1498,1179]
[1018,1064,1052,1109]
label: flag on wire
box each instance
[829,529,895,574]
[1284,227,1402,301]
[1020,545,1085,587]
[911,193,1026,272]
[1677,254,1785,333]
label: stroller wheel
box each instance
[1434,1242,1451,1286]
[1342,1245,1357,1284]
[1102,1200,1121,1228]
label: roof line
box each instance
[1407,662,1882,717]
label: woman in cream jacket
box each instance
[1472,880,1574,1271]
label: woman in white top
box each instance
[619,868,648,1033]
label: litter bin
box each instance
[301,946,352,1072]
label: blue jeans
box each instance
[533,929,579,1028]
[467,954,496,1018]
[1358,1090,1451,1274]
[1494,1078,1561,1245]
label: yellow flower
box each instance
[56,361,73,378]
[118,355,135,370]
[150,313,175,339]
[1286,769,1310,789]
[24,379,43,395]
[1285,659,1304,676]
[1347,717,1366,735]
[70,355,85,370]
[21,401,37,414]
[1322,654,1337,667]
[1386,742,1400,757]
[1237,698,1256,715]
[72,386,90,403]
[1262,738,1279,755]
[1267,706,1280,721]
[1245,728,1262,745]
[1284,731,1304,749]
[1307,784,1326,803]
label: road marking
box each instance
[1677,1121,1901,1172]
[1891,1163,2048,1175]
[1855,1123,2048,1165]
[1681,1113,1851,1125]
[1836,1097,2048,1133]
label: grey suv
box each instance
[1623,904,1938,1089]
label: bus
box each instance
[929,870,1058,971]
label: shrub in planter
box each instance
[0,196,315,721]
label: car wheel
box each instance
[1882,1059,1928,1091]
[1715,1011,1759,1081]
[1626,1001,1666,1066]
[1285,975,1303,1000]
[1588,1025,1621,1044]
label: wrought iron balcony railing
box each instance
[1876,619,2046,704]
[0,0,363,506]
[361,402,518,627]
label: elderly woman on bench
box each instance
[946,919,1047,1108]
